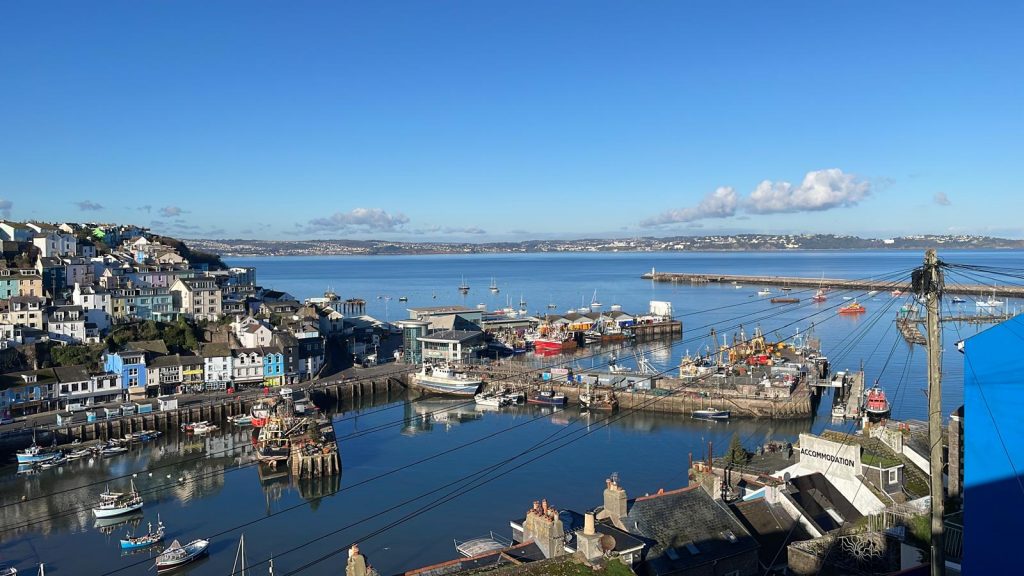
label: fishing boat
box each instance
[251,400,273,428]
[230,414,254,426]
[120,518,165,550]
[839,300,866,315]
[411,363,482,396]
[93,481,144,518]
[692,408,730,421]
[255,417,291,463]
[155,538,209,572]
[975,291,1004,309]
[527,390,566,406]
[864,384,891,419]
[532,333,577,353]
[15,444,61,465]
[474,393,507,408]
[489,277,499,294]
[757,288,772,296]
[579,385,617,411]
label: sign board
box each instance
[797,433,861,481]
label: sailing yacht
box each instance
[489,277,499,294]
[975,291,1003,309]
[589,290,602,310]
[232,534,249,576]
[458,277,470,295]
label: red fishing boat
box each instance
[839,300,866,314]
[532,335,577,354]
[864,384,891,418]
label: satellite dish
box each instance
[600,535,616,553]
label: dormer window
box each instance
[21,374,37,383]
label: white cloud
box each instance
[75,200,104,211]
[933,192,951,206]
[0,199,11,218]
[306,208,410,233]
[640,187,738,227]
[158,205,187,217]
[746,168,870,214]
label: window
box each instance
[888,468,899,484]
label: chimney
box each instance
[575,511,604,563]
[602,478,628,529]
[522,499,566,559]
[346,544,367,576]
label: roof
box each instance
[234,347,263,356]
[125,340,169,355]
[200,342,232,358]
[0,368,58,390]
[430,314,481,332]
[404,541,545,576]
[785,472,863,532]
[819,430,902,468]
[730,499,812,570]
[148,355,184,368]
[52,365,90,382]
[623,485,759,575]
[418,330,485,344]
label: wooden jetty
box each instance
[643,271,1024,299]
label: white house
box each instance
[46,305,90,344]
[232,348,265,386]
[201,342,233,391]
[32,231,78,258]
[231,316,274,348]
[72,283,113,331]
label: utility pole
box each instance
[922,249,945,574]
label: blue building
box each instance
[961,314,1024,574]
[262,346,285,386]
[103,340,169,399]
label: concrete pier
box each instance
[642,271,1024,299]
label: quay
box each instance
[0,365,414,455]
[642,270,1024,298]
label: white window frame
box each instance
[888,468,899,484]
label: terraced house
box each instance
[170,277,222,321]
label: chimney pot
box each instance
[584,512,596,536]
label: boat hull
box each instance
[156,541,209,572]
[692,409,730,421]
[527,394,567,406]
[93,501,144,518]
[411,376,481,397]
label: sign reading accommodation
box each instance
[797,433,861,481]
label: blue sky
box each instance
[1,1,1020,241]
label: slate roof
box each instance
[730,499,812,570]
[200,342,232,358]
[52,365,90,383]
[430,314,481,332]
[0,368,58,390]
[148,354,184,368]
[623,485,759,576]
[785,472,862,533]
[124,340,169,355]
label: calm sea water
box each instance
[0,250,1018,575]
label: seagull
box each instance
[132,473,137,478]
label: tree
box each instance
[728,432,748,465]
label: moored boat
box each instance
[864,384,891,419]
[191,422,218,435]
[579,387,617,412]
[770,297,800,304]
[16,444,61,465]
[255,417,290,463]
[411,363,482,397]
[155,538,209,572]
[527,390,566,406]
[839,300,866,315]
[250,400,272,428]
[692,408,730,421]
[951,296,966,304]
[93,481,143,518]
[756,288,772,296]
[474,393,507,408]
[230,414,254,426]
[100,444,128,457]
[120,519,165,549]
[532,335,577,354]
[811,289,827,303]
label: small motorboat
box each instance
[191,422,218,435]
[230,414,254,426]
[474,393,507,408]
[951,296,966,304]
[839,300,866,315]
[756,288,772,296]
[120,519,165,550]
[692,408,730,421]
[155,539,209,572]
[527,390,566,406]
[0,566,16,575]
[67,447,93,460]
[37,454,67,469]
[500,389,525,404]
[100,445,128,457]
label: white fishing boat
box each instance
[155,538,209,572]
[93,480,144,518]
[975,291,1003,309]
[15,444,61,465]
[411,363,482,396]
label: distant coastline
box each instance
[189,233,1024,257]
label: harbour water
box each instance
[0,250,1018,575]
